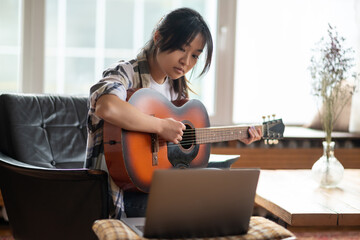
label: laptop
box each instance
[121,168,260,239]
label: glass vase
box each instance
[311,141,344,188]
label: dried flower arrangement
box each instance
[309,24,359,148]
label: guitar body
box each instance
[103,88,210,192]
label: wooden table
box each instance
[255,169,360,232]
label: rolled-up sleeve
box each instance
[88,62,135,120]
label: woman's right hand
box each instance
[157,118,186,144]
[96,94,185,144]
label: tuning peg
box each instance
[272,114,276,119]
[273,139,279,144]
[264,139,268,145]
[262,116,266,122]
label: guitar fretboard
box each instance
[195,125,262,144]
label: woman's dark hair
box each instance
[144,7,213,100]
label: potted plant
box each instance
[309,24,358,188]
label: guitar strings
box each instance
[157,131,249,148]
[147,126,260,148]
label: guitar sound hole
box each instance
[180,124,195,149]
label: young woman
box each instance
[85,7,262,219]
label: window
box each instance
[44,0,218,115]
[233,0,360,125]
[2,0,359,127]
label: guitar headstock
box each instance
[262,116,285,144]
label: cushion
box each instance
[305,100,351,132]
[92,216,295,240]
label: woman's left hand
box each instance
[240,126,262,145]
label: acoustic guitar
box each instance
[103,88,285,192]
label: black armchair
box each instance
[0,93,110,240]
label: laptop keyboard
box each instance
[135,225,145,233]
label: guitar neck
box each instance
[195,125,262,144]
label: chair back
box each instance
[0,93,110,240]
[0,94,88,168]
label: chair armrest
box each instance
[0,152,47,170]
[0,151,107,179]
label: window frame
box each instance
[20,0,46,93]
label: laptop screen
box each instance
[141,168,260,238]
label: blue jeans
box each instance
[123,191,148,217]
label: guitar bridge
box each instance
[151,133,159,166]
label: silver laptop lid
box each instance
[143,168,260,238]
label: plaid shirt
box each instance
[85,50,177,219]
